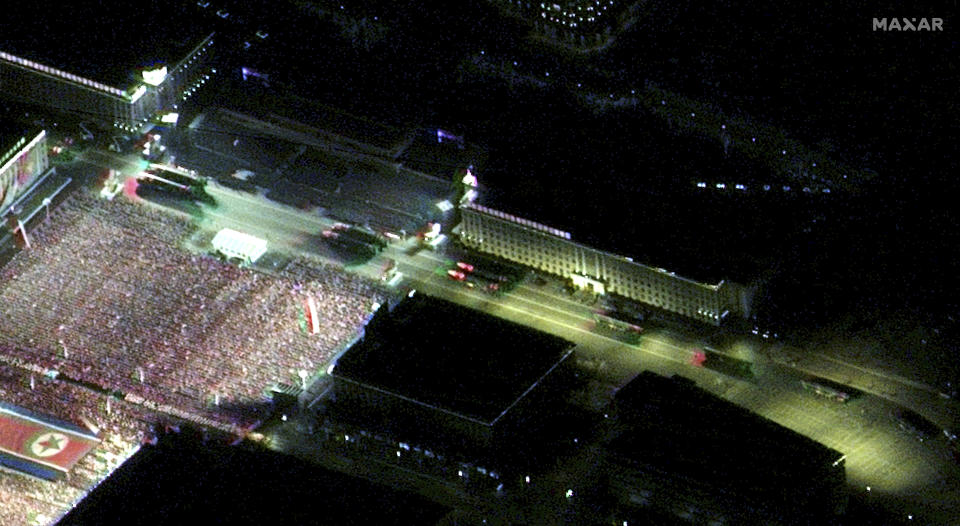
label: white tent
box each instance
[212,228,267,264]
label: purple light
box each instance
[661,100,666,105]
[751,137,756,142]
[721,124,725,129]
[781,150,786,154]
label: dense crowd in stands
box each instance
[0,363,157,525]
[0,188,386,524]
[0,190,383,430]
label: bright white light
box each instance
[128,85,147,103]
[142,66,168,86]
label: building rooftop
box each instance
[2,1,212,91]
[0,122,31,156]
[609,371,844,495]
[331,292,576,425]
[59,432,452,525]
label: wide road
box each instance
[76,145,960,524]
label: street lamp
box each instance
[42,197,51,222]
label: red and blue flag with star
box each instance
[0,405,100,477]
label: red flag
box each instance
[0,409,99,474]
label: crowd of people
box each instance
[0,362,156,525]
[0,189,384,432]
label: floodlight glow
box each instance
[128,85,147,103]
[142,66,168,86]
[461,168,478,187]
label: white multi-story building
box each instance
[459,202,754,325]
[0,4,215,131]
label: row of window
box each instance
[0,51,124,96]
[466,231,721,318]
[463,211,729,318]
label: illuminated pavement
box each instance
[72,144,960,523]
[188,189,960,523]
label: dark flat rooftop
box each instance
[2,1,212,90]
[60,433,451,525]
[332,293,575,424]
[0,122,31,155]
[610,372,843,493]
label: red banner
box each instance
[0,409,100,474]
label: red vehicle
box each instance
[447,269,466,281]
[456,261,474,272]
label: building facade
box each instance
[1,129,48,214]
[0,34,214,131]
[459,203,753,325]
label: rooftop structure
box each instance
[606,371,847,525]
[329,292,576,446]
[59,431,453,526]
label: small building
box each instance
[211,228,267,264]
[605,371,847,525]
